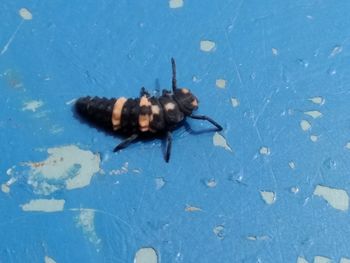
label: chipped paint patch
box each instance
[290,187,300,194]
[185,204,202,212]
[134,247,158,263]
[300,120,311,131]
[259,146,270,155]
[19,8,33,20]
[340,258,350,263]
[109,162,129,175]
[329,45,343,57]
[22,100,43,112]
[304,110,322,119]
[1,177,17,193]
[155,177,166,190]
[272,48,278,55]
[169,0,183,8]
[75,209,101,247]
[21,199,65,212]
[246,235,269,241]
[44,256,57,263]
[260,191,276,205]
[200,40,216,52]
[213,225,225,239]
[205,178,217,188]
[310,134,318,142]
[345,142,350,149]
[231,97,239,107]
[309,96,325,105]
[213,132,232,152]
[314,185,349,211]
[297,256,309,263]
[1,184,10,193]
[27,145,100,195]
[289,161,296,169]
[314,256,331,263]
[215,79,226,89]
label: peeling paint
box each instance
[134,247,158,263]
[329,45,343,57]
[22,100,43,112]
[109,162,129,175]
[304,110,322,119]
[213,225,225,239]
[44,256,57,263]
[21,199,65,212]
[313,256,331,263]
[74,209,101,247]
[216,79,226,89]
[205,178,217,188]
[213,132,232,152]
[310,135,318,142]
[19,8,33,20]
[288,161,296,169]
[260,191,276,205]
[169,0,183,9]
[200,40,216,52]
[300,120,311,131]
[259,146,270,155]
[185,205,202,212]
[309,96,325,105]
[314,185,349,211]
[290,187,299,194]
[231,97,239,107]
[27,145,100,195]
[297,256,309,263]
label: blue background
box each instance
[1,1,350,262]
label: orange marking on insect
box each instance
[139,96,151,132]
[181,88,189,94]
[112,97,127,130]
[192,99,198,107]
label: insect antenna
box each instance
[171,57,177,92]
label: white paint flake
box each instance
[329,45,343,57]
[289,161,296,169]
[185,205,202,212]
[313,256,331,263]
[155,177,166,190]
[297,256,309,263]
[290,187,299,194]
[304,110,322,119]
[216,79,226,89]
[340,257,350,263]
[27,145,100,195]
[169,0,183,9]
[345,142,350,149]
[21,199,65,212]
[246,235,269,241]
[134,247,158,263]
[44,256,57,263]
[309,96,325,105]
[300,120,311,131]
[213,225,225,239]
[75,209,101,247]
[310,135,318,142]
[272,48,278,56]
[259,146,270,155]
[231,98,240,107]
[260,191,276,205]
[213,132,232,152]
[1,184,10,193]
[19,8,33,20]
[22,100,43,112]
[200,40,216,52]
[205,178,217,188]
[314,185,349,211]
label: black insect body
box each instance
[75,58,222,162]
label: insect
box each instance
[75,58,222,162]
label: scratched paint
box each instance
[314,185,349,211]
[74,208,101,247]
[27,145,100,195]
[21,199,65,212]
[134,247,158,263]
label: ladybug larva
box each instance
[75,58,222,162]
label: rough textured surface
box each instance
[1,1,350,262]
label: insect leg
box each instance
[140,87,150,97]
[113,134,139,152]
[164,131,172,162]
[189,115,223,131]
[171,58,177,92]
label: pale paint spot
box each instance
[109,162,129,175]
[340,258,350,263]
[309,96,325,105]
[164,102,175,111]
[27,145,100,195]
[345,142,350,149]
[290,187,299,194]
[44,256,57,263]
[246,235,269,241]
[155,177,166,190]
[260,191,276,205]
[185,205,202,212]
[151,105,160,115]
[22,100,43,112]
[1,184,10,193]
[169,0,183,9]
[310,135,318,142]
[213,225,225,239]
[205,178,217,188]
[272,48,278,55]
[21,199,65,212]
[259,146,270,155]
[314,185,349,211]
[216,79,226,89]
[231,98,239,107]
[300,120,311,131]
[330,45,343,57]
[289,161,296,169]
[75,209,101,247]
[304,110,322,119]
[1,177,17,193]
[134,247,158,263]
[297,256,309,263]
[19,8,33,20]
[314,256,331,263]
[200,40,216,52]
[213,132,232,152]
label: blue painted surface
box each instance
[1,1,350,262]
